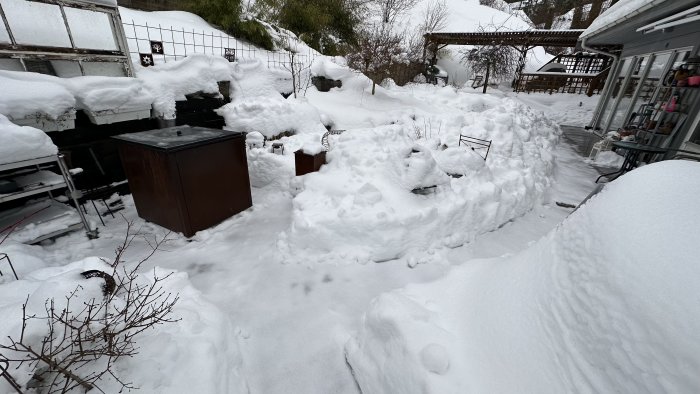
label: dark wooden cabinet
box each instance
[114,126,252,237]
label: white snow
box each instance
[135,54,232,119]
[346,160,700,393]
[581,0,668,39]
[0,70,153,119]
[0,255,247,392]
[591,149,624,167]
[0,115,58,164]
[5,5,696,394]
[0,54,233,121]
[216,59,326,138]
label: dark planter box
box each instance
[295,150,326,176]
[311,76,342,92]
[114,126,252,237]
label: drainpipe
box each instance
[581,35,619,133]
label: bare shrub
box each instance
[346,23,405,94]
[0,220,178,393]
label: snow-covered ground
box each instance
[4,5,695,392]
[347,160,700,393]
[0,53,618,393]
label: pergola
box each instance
[424,30,585,49]
[422,30,620,93]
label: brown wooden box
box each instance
[295,150,326,176]
[114,126,252,237]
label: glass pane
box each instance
[64,8,117,50]
[0,17,10,43]
[599,57,632,131]
[1,0,71,47]
[637,52,671,102]
[610,56,649,129]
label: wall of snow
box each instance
[346,160,700,393]
[279,94,559,264]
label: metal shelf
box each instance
[0,156,59,172]
[0,182,67,204]
[0,154,97,243]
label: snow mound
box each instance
[136,54,232,119]
[0,115,58,164]
[1,76,75,119]
[0,256,247,393]
[217,60,326,138]
[0,70,153,117]
[279,97,559,263]
[346,160,700,393]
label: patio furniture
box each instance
[595,141,667,183]
[459,134,492,161]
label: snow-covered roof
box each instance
[580,0,669,39]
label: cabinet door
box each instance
[175,138,252,235]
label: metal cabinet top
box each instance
[113,125,244,151]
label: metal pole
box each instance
[57,154,98,239]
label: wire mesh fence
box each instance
[121,20,318,71]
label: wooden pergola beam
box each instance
[425,30,586,48]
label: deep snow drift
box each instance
[346,160,700,393]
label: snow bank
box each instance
[0,115,58,164]
[346,160,700,393]
[0,254,247,393]
[217,59,326,138]
[280,95,559,263]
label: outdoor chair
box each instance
[458,134,492,161]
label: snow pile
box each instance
[0,115,58,164]
[247,147,294,188]
[0,75,75,119]
[346,160,700,393]
[591,150,624,167]
[0,70,153,118]
[135,54,232,119]
[279,96,559,263]
[0,253,247,393]
[217,59,327,138]
[0,54,231,121]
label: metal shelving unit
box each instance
[0,154,97,243]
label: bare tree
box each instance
[0,220,178,393]
[461,24,519,93]
[373,0,419,23]
[346,23,405,94]
[407,0,448,62]
[420,0,448,33]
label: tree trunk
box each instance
[483,61,490,94]
[372,81,376,95]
